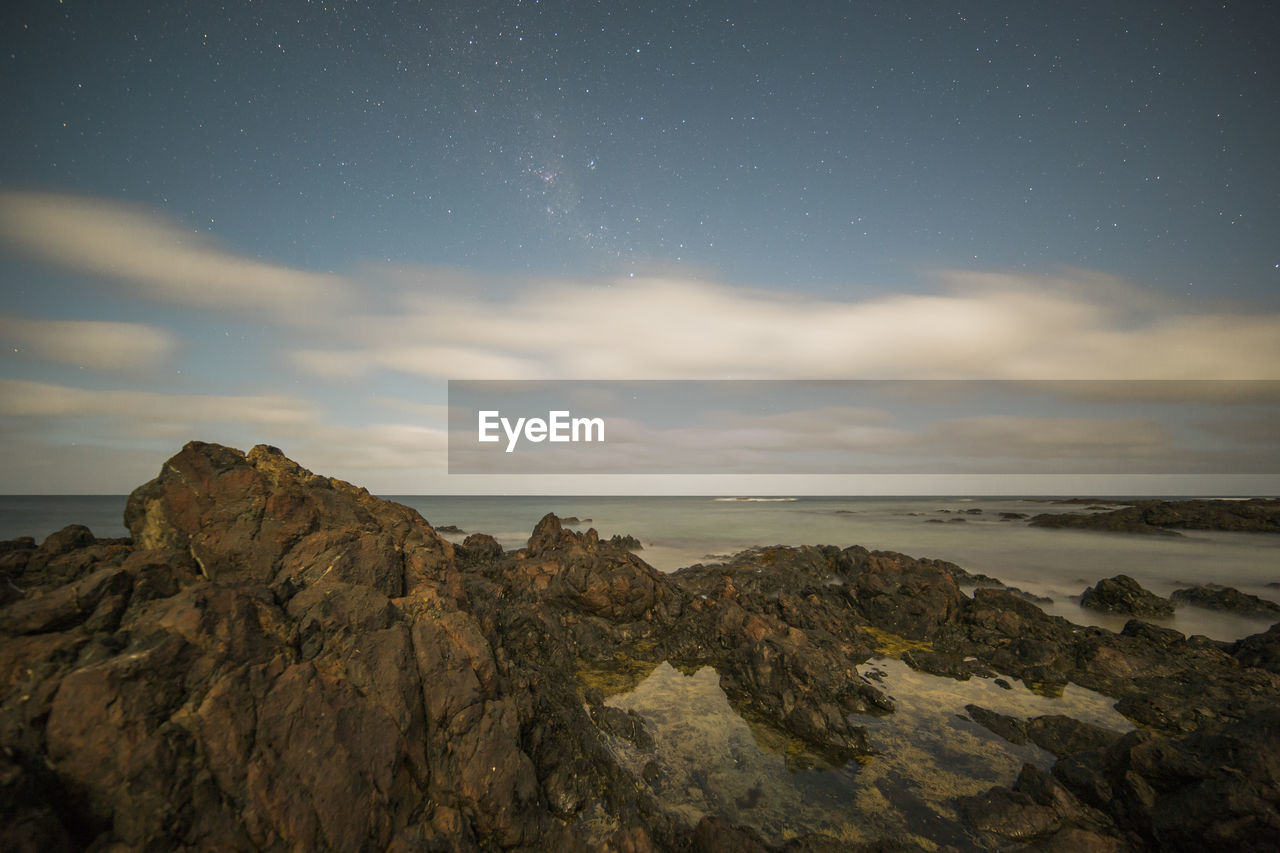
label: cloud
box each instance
[0,379,316,433]
[292,270,1280,381]
[0,438,171,496]
[0,316,177,370]
[0,381,449,493]
[5,192,1275,382]
[0,191,347,322]
[276,422,448,482]
[912,415,1171,460]
[681,409,1172,461]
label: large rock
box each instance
[1233,622,1280,674]
[960,763,1122,850]
[1029,507,1177,535]
[841,546,965,639]
[0,442,704,851]
[1080,575,1175,618]
[1052,708,1280,851]
[123,442,456,600]
[521,513,681,623]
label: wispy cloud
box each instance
[293,271,1280,381]
[0,191,347,321]
[5,192,1276,381]
[0,316,177,370]
[0,379,316,433]
[0,381,448,492]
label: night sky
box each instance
[1,1,1278,493]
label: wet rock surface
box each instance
[2,442,1278,851]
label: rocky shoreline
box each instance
[1028,498,1280,535]
[3,442,1279,851]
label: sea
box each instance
[4,492,1277,845]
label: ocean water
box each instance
[0,495,132,543]
[3,494,1276,641]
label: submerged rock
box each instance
[1171,584,1280,619]
[960,763,1122,850]
[1029,507,1179,535]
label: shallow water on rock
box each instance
[601,658,1132,849]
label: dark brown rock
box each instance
[1029,507,1178,535]
[123,442,456,599]
[609,533,644,551]
[39,525,96,556]
[2,444,703,851]
[691,815,769,852]
[522,513,681,623]
[1081,575,1174,618]
[1025,715,1126,758]
[960,786,1062,841]
[454,532,505,567]
[2,565,133,635]
[842,547,964,639]
[965,705,1029,745]
[1053,708,1280,851]
[1232,622,1280,674]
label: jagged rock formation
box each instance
[1,443,675,851]
[2,442,1279,851]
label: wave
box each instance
[712,497,798,502]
